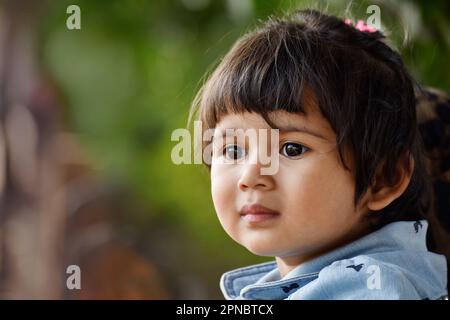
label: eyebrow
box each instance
[276,124,329,141]
[215,124,329,141]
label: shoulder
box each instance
[287,256,421,300]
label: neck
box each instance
[275,255,314,278]
[275,250,326,278]
[275,223,371,278]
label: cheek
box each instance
[210,164,244,244]
[210,164,237,219]
[280,155,356,218]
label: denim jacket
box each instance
[220,220,448,300]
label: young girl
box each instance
[189,9,448,299]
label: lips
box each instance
[239,204,280,224]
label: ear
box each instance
[367,154,414,211]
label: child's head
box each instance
[190,10,432,261]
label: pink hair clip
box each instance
[344,18,377,33]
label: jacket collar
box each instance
[220,220,429,299]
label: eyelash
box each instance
[222,145,244,160]
[280,142,310,158]
[221,142,310,160]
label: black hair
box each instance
[189,9,433,229]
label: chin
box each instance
[243,243,281,257]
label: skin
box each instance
[210,101,413,278]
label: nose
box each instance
[238,162,275,191]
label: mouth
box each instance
[239,203,280,224]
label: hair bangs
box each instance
[197,25,315,130]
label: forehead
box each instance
[215,107,336,142]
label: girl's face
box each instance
[210,103,370,269]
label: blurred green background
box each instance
[0,0,448,299]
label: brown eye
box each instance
[223,145,244,160]
[280,142,309,158]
